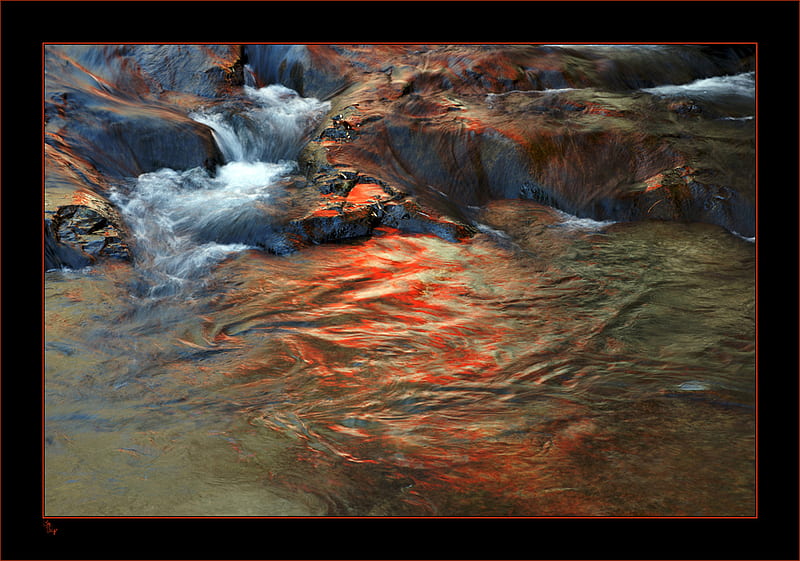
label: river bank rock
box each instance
[44,45,242,179]
[44,45,243,177]
[250,169,475,255]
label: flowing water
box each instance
[44,79,756,517]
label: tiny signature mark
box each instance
[43,520,58,536]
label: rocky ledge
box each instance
[264,44,755,237]
[45,44,755,270]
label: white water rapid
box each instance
[110,85,330,299]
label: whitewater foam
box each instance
[114,84,330,298]
[190,84,330,163]
[641,71,755,100]
[732,231,755,243]
[551,209,616,231]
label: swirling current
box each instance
[44,78,756,517]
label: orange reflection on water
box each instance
[210,227,620,513]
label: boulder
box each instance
[45,91,225,180]
[45,189,132,268]
[290,44,755,237]
[45,44,245,101]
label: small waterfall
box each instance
[190,84,330,163]
[243,63,258,88]
[111,84,330,299]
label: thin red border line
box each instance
[43,515,759,520]
[41,41,759,45]
[753,41,759,520]
[41,42,759,521]
[41,40,47,521]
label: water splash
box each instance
[112,84,330,299]
[190,84,330,163]
[641,71,755,99]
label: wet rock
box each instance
[53,205,131,262]
[288,203,383,248]
[320,113,361,142]
[631,173,754,238]
[47,190,132,267]
[382,198,477,242]
[258,172,475,254]
[128,44,246,98]
[298,108,479,246]
[45,46,228,180]
[43,43,756,263]
[45,98,224,179]
[243,45,350,100]
[667,99,703,116]
[45,219,92,271]
[291,44,754,237]
[45,44,245,101]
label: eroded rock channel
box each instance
[45,44,754,270]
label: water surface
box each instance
[45,210,755,516]
[44,80,756,518]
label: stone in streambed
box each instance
[45,102,225,179]
[381,198,476,242]
[47,190,133,268]
[243,45,350,100]
[45,44,245,102]
[288,203,383,247]
[282,181,391,250]
[45,219,92,271]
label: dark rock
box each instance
[45,101,224,179]
[48,191,132,265]
[45,44,245,100]
[382,199,477,242]
[313,169,360,195]
[45,45,230,180]
[289,203,383,246]
[243,45,349,100]
[667,99,703,116]
[45,219,92,271]
[297,45,754,237]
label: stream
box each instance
[44,54,756,517]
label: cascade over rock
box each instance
[44,44,756,268]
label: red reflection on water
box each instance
[217,228,614,513]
